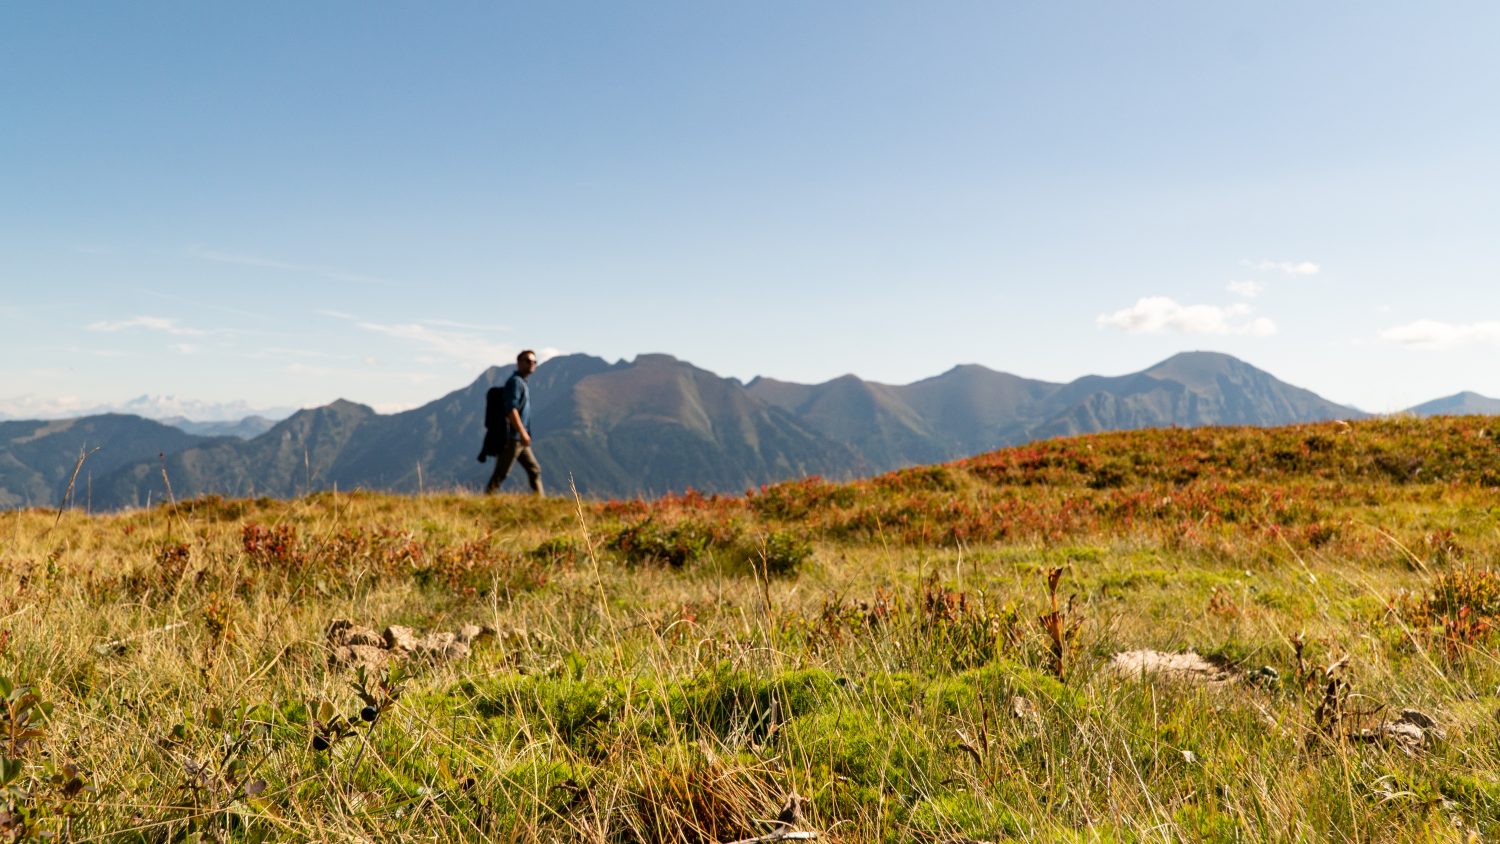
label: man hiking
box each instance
[479,349,543,496]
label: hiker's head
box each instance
[517,349,538,376]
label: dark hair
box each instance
[517,349,537,365]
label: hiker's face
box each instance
[518,355,538,376]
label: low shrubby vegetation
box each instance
[2,416,1500,840]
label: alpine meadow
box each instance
[4,416,1500,841]
[10,4,1500,842]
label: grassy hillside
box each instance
[2,416,1499,840]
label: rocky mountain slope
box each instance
[2,351,1372,510]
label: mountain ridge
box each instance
[0,350,1415,511]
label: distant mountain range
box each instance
[0,395,294,426]
[155,415,280,439]
[1,351,1494,511]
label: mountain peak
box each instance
[1140,351,1264,387]
[1147,350,1243,372]
[632,353,682,366]
[1405,391,1500,417]
[326,398,375,414]
[946,363,999,375]
[275,399,376,425]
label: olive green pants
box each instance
[485,440,543,496]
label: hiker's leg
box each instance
[518,446,543,496]
[486,441,520,493]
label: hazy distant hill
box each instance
[92,395,294,423]
[160,415,278,439]
[0,415,217,509]
[3,351,1376,511]
[92,400,381,509]
[1404,391,1500,417]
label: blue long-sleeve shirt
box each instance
[502,373,530,440]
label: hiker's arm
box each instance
[509,407,530,446]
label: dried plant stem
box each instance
[49,445,100,534]
[159,451,176,507]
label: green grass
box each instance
[2,417,1500,840]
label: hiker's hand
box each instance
[518,430,531,447]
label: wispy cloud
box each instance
[0,393,288,421]
[422,318,512,331]
[1097,297,1276,337]
[188,248,398,287]
[136,287,268,321]
[1246,259,1320,276]
[354,320,517,371]
[0,394,89,419]
[87,316,208,337]
[1226,280,1264,299]
[318,311,559,371]
[282,361,442,386]
[247,345,354,362]
[1379,319,1500,349]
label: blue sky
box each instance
[5,2,1500,418]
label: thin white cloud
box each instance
[1242,317,1277,336]
[317,311,560,372]
[355,321,512,370]
[246,346,346,361]
[283,361,443,385]
[422,318,512,331]
[37,345,129,359]
[1226,280,1264,299]
[136,287,268,320]
[0,393,290,421]
[1247,259,1319,276]
[1379,319,1500,350]
[188,248,398,287]
[87,316,208,337]
[0,394,88,419]
[1097,297,1277,337]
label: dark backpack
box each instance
[484,386,507,431]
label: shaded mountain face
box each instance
[752,350,1362,459]
[1405,392,1500,417]
[748,373,943,471]
[896,365,1059,452]
[68,354,856,509]
[5,350,1370,511]
[549,354,855,495]
[1024,352,1363,441]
